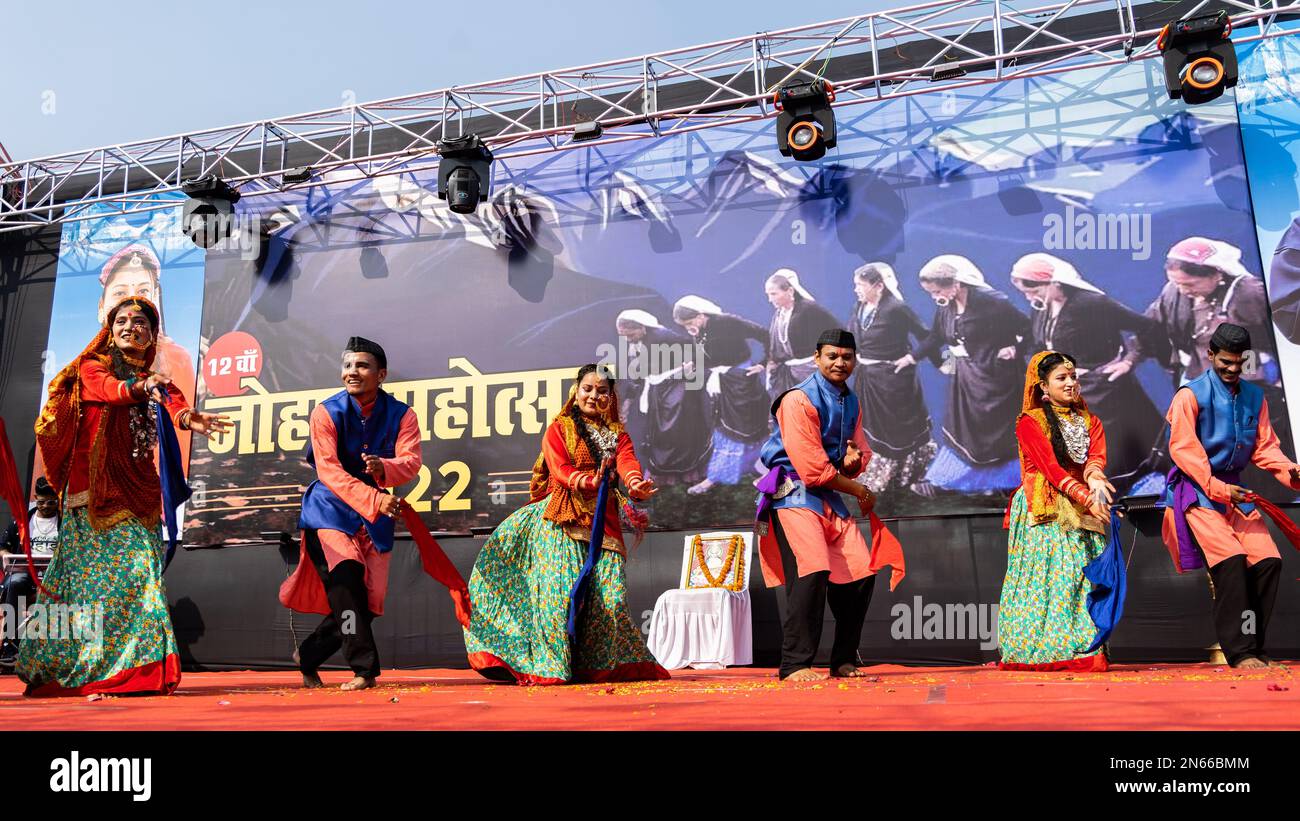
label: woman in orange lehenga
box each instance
[17,297,229,696]
[997,350,1115,671]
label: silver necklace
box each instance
[1056,410,1089,464]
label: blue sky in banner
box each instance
[44,193,205,398]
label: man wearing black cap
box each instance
[279,336,424,689]
[1162,322,1300,668]
[754,328,881,681]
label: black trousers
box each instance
[771,512,876,678]
[296,529,380,678]
[1208,554,1281,666]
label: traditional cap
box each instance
[854,262,904,301]
[1012,253,1103,294]
[768,268,816,301]
[1167,237,1252,280]
[616,309,663,329]
[1210,322,1251,354]
[345,336,387,369]
[673,295,724,318]
[919,254,991,290]
[100,243,162,286]
[816,328,856,350]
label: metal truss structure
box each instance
[1,0,1298,235]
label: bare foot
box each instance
[832,663,871,678]
[687,479,715,495]
[341,676,376,691]
[1234,657,1268,670]
[782,668,827,682]
[301,671,324,689]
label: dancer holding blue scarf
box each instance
[280,337,423,691]
[19,297,229,697]
[1162,323,1300,669]
[463,364,668,685]
[998,351,1116,672]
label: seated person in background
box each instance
[0,478,60,664]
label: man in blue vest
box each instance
[1163,322,1300,669]
[279,336,424,690]
[755,328,879,682]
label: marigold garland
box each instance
[688,534,745,591]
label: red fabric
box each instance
[1248,494,1300,556]
[23,653,181,698]
[467,651,670,686]
[1015,412,1105,502]
[865,507,905,591]
[997,654,1109,672]
[401,506,472,629]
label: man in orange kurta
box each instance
[1162,323,1299,668]
[279,338,422,690]
[755,329,882,682]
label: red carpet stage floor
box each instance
[2,663,1296,730]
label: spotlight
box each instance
[572,121,603,142]
[436,134,494,214]
[1158,12,1237,105]
[181,175,240,248]
[774,79,837,162]
[931,65,967,82]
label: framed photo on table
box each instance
[679,532,751,591]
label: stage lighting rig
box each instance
[436,134,494,214]
[1158,12,1237,105]
[774,79,837,162]
[181,175,241,248]
[572,121,604,142]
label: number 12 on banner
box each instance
[403,461,472,512]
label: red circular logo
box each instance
[203,332,263,396]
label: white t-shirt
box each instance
[26,512,58,557]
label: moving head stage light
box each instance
[181,175,241,248]
[774,79,837,162]
[437,134,494,214]
[1158,11,1238,105]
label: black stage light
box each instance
[181,175,241,248]
[1158,12,1237,105]
[436,134,494,214]
[774,79,837,162]
[931,65,967,82]
[573,121,603,142]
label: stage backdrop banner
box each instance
[37,195,206,488]
[1238,22,1300,441]
[185,59,1291,545]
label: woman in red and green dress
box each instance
[464,364,670,685]
[18,297,229,696]
[998,350,1115,672]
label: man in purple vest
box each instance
[1163,323,1300,669]
[755,328,878,682]
[279,337,423,690]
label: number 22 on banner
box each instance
[404,461,472,512]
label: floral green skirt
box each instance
[464,496,669,685]
[16,507,180,697]
[997,489,1107,669]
